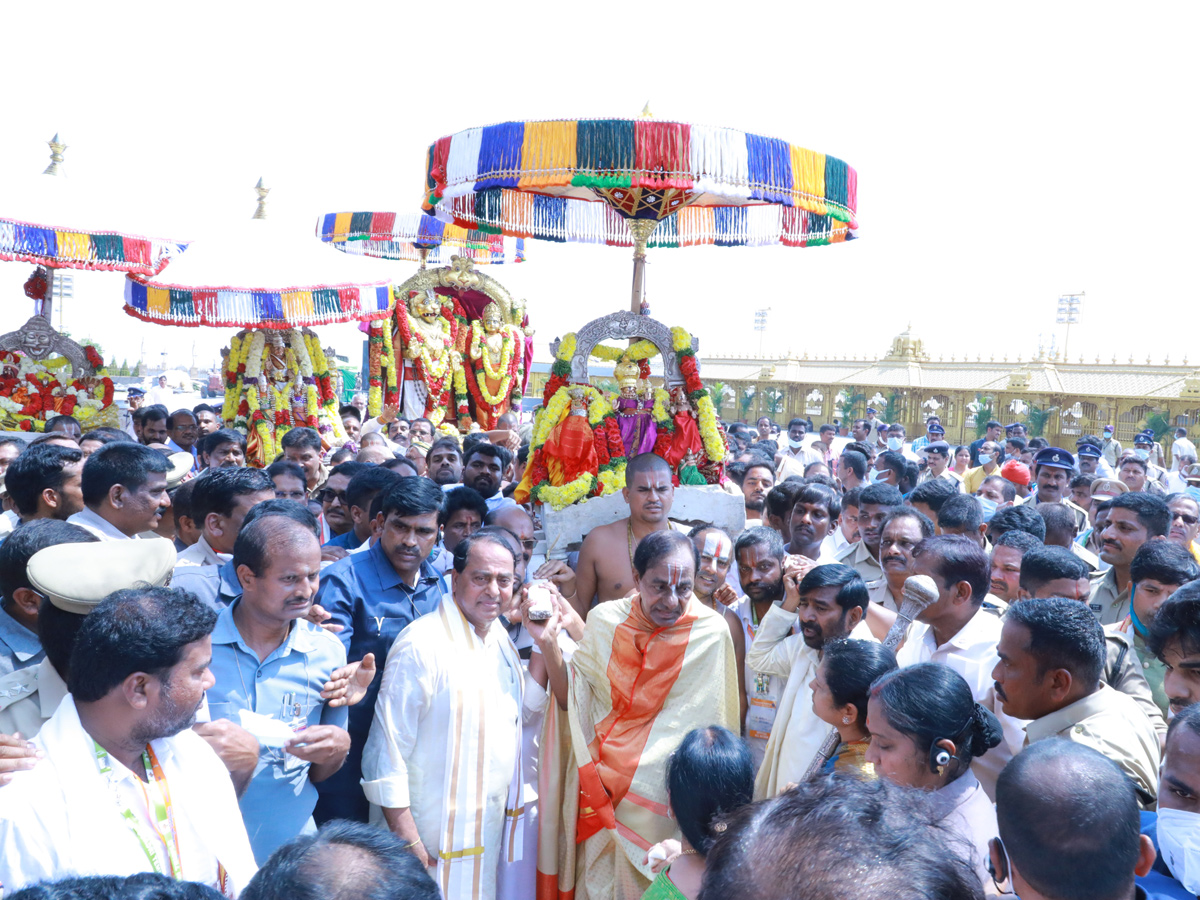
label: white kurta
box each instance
[750,606,877,798]
[362,609,522,900]
[0,695,257,896]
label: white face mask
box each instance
[1156,807,1200,893]
[887,437,903,451]
[978,497,998,522]
[1135,448,1151,461]
[978,453,994,467]
[788,436,806,449]
[869,468,887,484]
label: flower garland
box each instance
[0,350,117,431]
[589,339,659,362]
[467,321,522,408]
[672,326,728,466]
[394,295,460,428]
[367,321,385,417]
[242,331,275,464]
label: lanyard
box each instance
[93,741,182,879]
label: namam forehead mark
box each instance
[703,532,732,563]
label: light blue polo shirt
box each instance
[0,607,43,678]
[205,600,349,863]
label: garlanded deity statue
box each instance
[393,289,459,426]
[0,315,90,378]
[465,300,524,430]
[663,385,708,485]
[543,386,599,487]
[613,354,657,458]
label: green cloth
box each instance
[1133,630,1169,717]
[641,868,689,900]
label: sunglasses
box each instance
[318,489,347,505]
[1173,511,1200,526]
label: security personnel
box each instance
[1076,442,1115,479]
[0,539,176,736]
[1026,447,1089,532]
[1133,431,1170,488]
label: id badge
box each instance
[283,718,310,775]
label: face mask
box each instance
[978,497,998,522]
[887,437,903,451]
[1186,486,1200,504]
[978,453,994,467]
[788,437,806,449]
[868,468,886,484]
[1156,807,1200,893]
[1135,448,1151,461]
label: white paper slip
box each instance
[238,709,298,748]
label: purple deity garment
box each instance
[616,394,658,457]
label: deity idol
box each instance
[663,385,708,485]
[543,386,599,486]
[465,301,523,430]
[393,289,458,425]
[613,355,657,458]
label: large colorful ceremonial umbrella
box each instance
[1,135,191,318]
[421,113,858,313]
[317,211,524,267]
[124,181,395,330]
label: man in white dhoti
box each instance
[362,531,525,900]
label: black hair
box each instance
[1118,456,1149,475]
[822,638,898,727]
[1148,581,1200,660]
[326,460,369,486]
[460,432,490,461]
[80,442,169,507]
[201,428,247,457]
[1006,436,1027,454]
[1017,545,1090,593]
[1131,539,1200,587]
[802,460,830,476]
[995,529,1044,556]
[792,483,842,522]
[426,436,462,461]
[869,662,1002,770]
[189,467,274,522]
[797,563,869,615]
[0,521,97,612]
[841,486,864,511]
[936,494,983,534]
[451,530,517,574]
[858,483,903,509]
[879,507,935,542]
[380,456,418,476]
[1167,701,1200,745]
[987,504,1046,542]
[266,458,307,485]
[741,455,776,481]
[787,417,806,431]
[985,419,1002,430]
[380,476,444,520]
[7,872,226,900]
[463,441,512,470]
[1036,501,1078,543]
[876,450,906,482]
[912,534,989,605]
[1005,597,1105,688]
[996,740,1142,900]
[234,514,320,578]
[338,404,363,422]
[1107,492,1171,538]
[242,498,320,538]
[170,478,196,523]
[192,403,218,418]
[345,467,403,512]
[734,525,785,564]
[633,530,699,578]
[698,775,984,900]
[667,726,754,856]
[68,587,218,703]
[140,405,168,425]
[980,474,1017,502]
[44,414,80,433]
[239,819,440,900]
[1070,473,1096,490]
[39,595,88,679]
[79,429,130,447]
[764,481,802,523]
[907,477,959,514]
[442,485,489,526]
[839,449,867,480]
[166,408,196,429]
[280,426,322,453]
[5,443,83,518]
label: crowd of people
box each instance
[1,396,1199,900]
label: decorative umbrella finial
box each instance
[43,133,67,176]
[640,102,653,118]
[252,177,270,219]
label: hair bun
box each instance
[969,702,1003,756]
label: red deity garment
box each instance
[544,407,599,486]
[663,410,705,483]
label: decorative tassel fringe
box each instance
[316,212,524,265]
[0,217,188,276]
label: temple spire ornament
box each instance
[252,177,269,219]
[42,133,66,177]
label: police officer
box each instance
[1028,447,1090,532]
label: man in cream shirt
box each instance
[67,442,172,542]
[750,562,877,799]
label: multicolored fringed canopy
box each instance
[123,217,396,330]
[0,217,188,276]
[421,117,858,247]
[317,211,525,265]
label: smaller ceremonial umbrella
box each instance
[1,135,190,319]
[421,111,858,313]
[317,211,524,267]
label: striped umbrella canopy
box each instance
[421,115,858,312]
[124,193,395,330]
[1,135,189,278]
[317,211,524,266]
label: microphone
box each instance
[800,574,939,783]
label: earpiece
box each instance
[929,743,952,774]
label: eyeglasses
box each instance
[1174,511,1200,526]
[318,489,347,505]
[521,539,537,551]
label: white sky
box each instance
[2,1,1197,373]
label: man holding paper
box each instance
[205,514,352,863]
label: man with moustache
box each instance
[67,442,171,541]
[425,437,464,487]
[0,586,258,894]
[451,443,515,515]
[206,516,351,863]
[741,458,776,525]
[787,483,841,563]
[1147,584,1200,718]
[869,508,934,612]
[1090,493,1171,624]
[834,483,903,583]
[748,563,876,798]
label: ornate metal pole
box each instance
[628,218,658,316]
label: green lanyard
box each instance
[93,740,183,879]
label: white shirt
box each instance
[1173,437,1197,470]
[930,770,998,889]
[144,386,175,408]
[896,606,1027,799]
[67,506,141,542]
[362,611,521,900]
[0,695,257,895]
